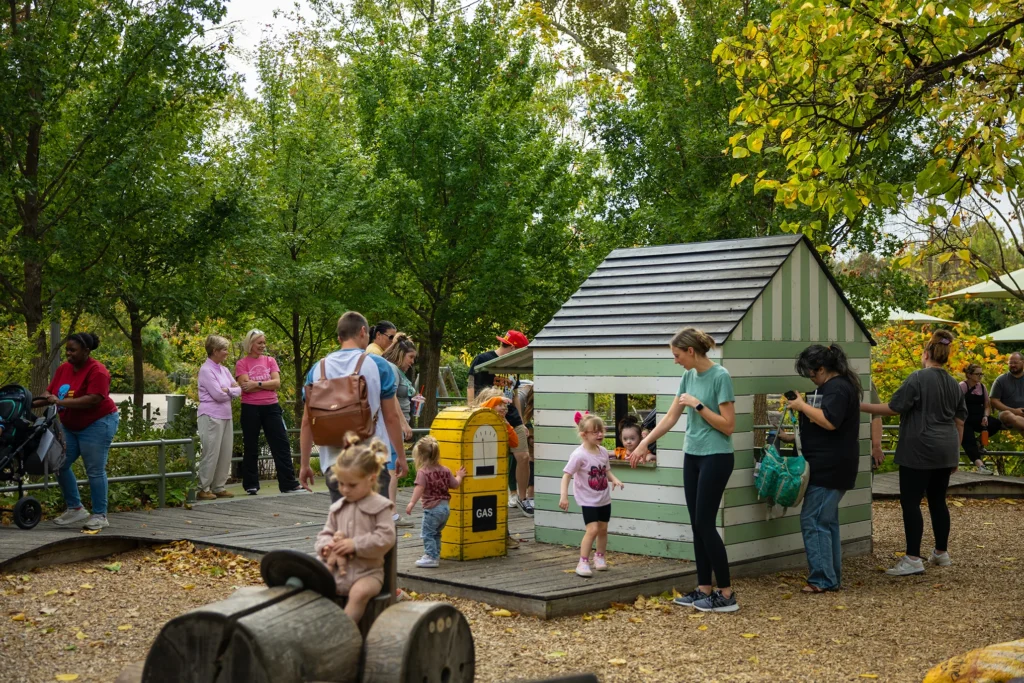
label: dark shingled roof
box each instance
[532,234,873,348]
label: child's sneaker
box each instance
[673,588,708,607]
[508,492,520,508]
[928,550,952,567]
[593,552,608,571]
[415,555,439,568]
[575,557,593,577]
[693,589,739,613]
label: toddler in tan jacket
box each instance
[316,433,396,623]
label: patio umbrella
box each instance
[887,308,960,325]
[929,267,1024,301]
[985,321,1024,343]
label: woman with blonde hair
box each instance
[628,327,738,613]
[381,333,418,526]
[862,329,966,576]
[196,335,241,500]
[234,329,304,495]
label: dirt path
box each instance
[2,500,1022,682]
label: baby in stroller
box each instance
[1,384,65,529]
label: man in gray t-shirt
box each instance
[991,352,1024,432]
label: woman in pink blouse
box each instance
[196,335,241,500]
[235,329,304,495]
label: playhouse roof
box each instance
[532,234,873,348]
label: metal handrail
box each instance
[0,427,432,507]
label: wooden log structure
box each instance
[141,586,362,683]
[362,602,475,683]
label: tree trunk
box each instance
[128,304,146,409]
[25,259,49,395]
[420,326,444,427]
[292,309,305,425]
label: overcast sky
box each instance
[221,0,311,93]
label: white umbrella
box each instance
[985,322,1024,343]
[887,308,960,325]
[929,267,1024,301]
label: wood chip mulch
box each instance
[2,500,1022,682]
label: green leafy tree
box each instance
[714,0,1024,291]
[0,0,228,393]
[345,0,606,422]
[232,18,372,421]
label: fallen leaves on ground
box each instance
[2,502,1024,683]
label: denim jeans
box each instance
[800,484,845,590]
[421,502,450,560]
[58,411,120,516]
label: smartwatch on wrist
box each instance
[258,381,263,388]
[695,403,704,412]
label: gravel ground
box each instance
[2,499,1022,683]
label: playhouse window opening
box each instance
[589,393,657,461]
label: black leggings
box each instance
[240,403,299,492]
[961,415,1002,462]
[684,453,734,588]
[898,465,953,557]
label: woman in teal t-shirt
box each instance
[628,327,738,613]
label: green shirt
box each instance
[677,363,736,456]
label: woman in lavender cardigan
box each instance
[196,335,241,500]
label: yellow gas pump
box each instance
[430,406,509,560]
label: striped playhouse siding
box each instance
[531,235,875,568]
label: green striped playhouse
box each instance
[529,234,876,571]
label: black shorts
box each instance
[581,504,611,525]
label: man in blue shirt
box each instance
[298,311,408,504]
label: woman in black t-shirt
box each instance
[782,344,861,593]
[861,329,966,577]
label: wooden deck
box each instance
[872,470,1024,498]
[0,490,697,618]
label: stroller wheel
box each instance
[13,497,42,530]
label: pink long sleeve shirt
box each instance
[197,358,241,420]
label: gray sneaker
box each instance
[885,555,925,576]
[693,589,739,613]
[83,514,109,530]
[393,515,414,528]
[928,550,952,567]
[976,465,994,475]
[54,507,90,526]
[673,588,709,607]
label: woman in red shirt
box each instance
[33,333,120,530]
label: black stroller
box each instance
[0,384,66,529]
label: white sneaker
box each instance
[928,550,952,567]
[54,507,90,526]
[508,492,520,508]
[83,514,109,530]
[575,558,592,577]
[885,555,925,576]
[415,555,439,568]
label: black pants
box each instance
[961,415,1002,462]
[684,453,734,588]
[240,403,299,492]
[898,465,952,557]
[327,465,391,504]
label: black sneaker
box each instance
[693,589,739,613]
[246,488,258,496]
[518,499,534,516]
[673,588,708,607]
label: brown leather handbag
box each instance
[305,354,378,446]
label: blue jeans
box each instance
[58,412,120,515]
[800,484,845,590]
[421,502,450,560]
